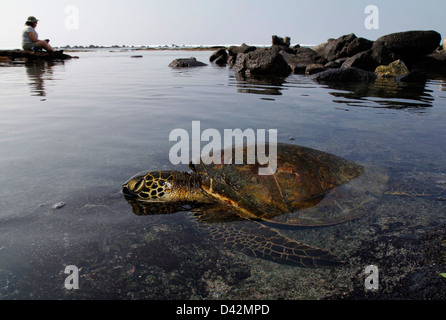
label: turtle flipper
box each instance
[193,213,343,268]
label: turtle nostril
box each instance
[122,186,132,195]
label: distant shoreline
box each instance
[60,45,316,53]
[63,46,225,52]
[1,43,317,52]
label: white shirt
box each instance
[22,26,38,46]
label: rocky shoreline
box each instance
[0,50,74,64]
[209,30,446,82]
[3,30,445,83]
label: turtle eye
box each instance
[132,179,145,193]
[123,178,145,196]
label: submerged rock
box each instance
[169,57,207,68]
[311,67,377,83]
[396,71,427,83]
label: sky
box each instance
[1,0,445,49]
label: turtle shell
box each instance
[192,143,386,226]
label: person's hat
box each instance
[26,16,39,23]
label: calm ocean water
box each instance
[0,49,445,299]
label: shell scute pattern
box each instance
[137,172,174,200]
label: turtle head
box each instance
[122,171,177,202]
[122,171,208,203]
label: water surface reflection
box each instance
[229,73,287,96]
[229,71,437,110]
[25,60,65,97]
[324,78,434,110]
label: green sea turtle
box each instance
[122,143,387,268]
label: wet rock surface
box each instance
[375,60,410,78]
[233,46,291,76]
[372,30,441,65]
[169,57,207,68]
[315,33,374,62]
[209,48,228,65]
[0,50,73,62]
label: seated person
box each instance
[22,16,56,53]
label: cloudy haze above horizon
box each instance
[1,0,445,49]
